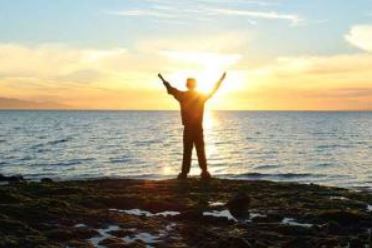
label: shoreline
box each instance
[1,177,372,247]
[2,173,372,193]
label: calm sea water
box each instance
[0,111,371,189]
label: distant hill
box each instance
[0,97,70,110]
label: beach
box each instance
[1,177,372,247]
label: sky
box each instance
[0,0,371,110]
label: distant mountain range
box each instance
[0,97,69,109]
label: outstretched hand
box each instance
[220,72,226,82]
[158,73,165,82]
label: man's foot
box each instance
[177,173,187,180]
[201,171,211,180]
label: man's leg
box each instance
[194,127,208,173]
[181,126,193,176]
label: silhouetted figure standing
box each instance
[158,72,226,180]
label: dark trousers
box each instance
[181,125,207,174]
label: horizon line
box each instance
[0,109,372,112]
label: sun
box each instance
[168,69,246,95]
[163,51,246,94]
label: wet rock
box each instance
[46,227,98,241]
[348,237,365,248]
[67,239,95,248]
[318,210,370,226]
[320,221,349,235]
[0,174,24,183]
[0,218,38,236]
[175,209,203,221]
[312,238,340,248]
[99,236,124,246]
[41,177,53,183]
[108,229,136,237]
[283,237,313,248]
[276,225,314,236]
[227,192,250,219]
[1,178,372,247]
[218,237,253,248]
[122,240,147,248]
[202,214,234,225]
[252,213,283,223]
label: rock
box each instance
[45,229,74,242]
[252,213,283,223]
[225,237,252,248]
[108,229,136,237]
[276,225,314,236]
[0,218,38,236]
[9,175,24,183]
[67,240,95,248]
[319,210,370,226]
[313,238,340,248]
[1,177,372,248]
[46,227,98,241]
[0,174,24,183]
[41,177,53,183]
[227,192,250,219]
[348,237,365,248]
[99,237,125,247]
[122,240,147,248]
[283,237,313,248]
[320,221,348,235]
[175,209,203,221]
[202,214,234,225]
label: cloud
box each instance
[0,40,243,108]
[345,25,372,52]
[211,8,301,24]
[160,51,242,70]
[106,9,175,18]
[256,54,372,76]
[106,1,302,25]
[136,32,250,54]
[146,0,279,6]
[0,44,128,80]
[1,21,372,110]
[308,88,372,98]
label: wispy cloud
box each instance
[146,0,279,6]
[106,9,176,18]
[210,8,301,24]
[237,0,280,7]
[136,32,250,53]
[105,1,302,25]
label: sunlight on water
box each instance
[0,111,372,189]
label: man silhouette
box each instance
[158,72,226,180]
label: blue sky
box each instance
[1,0,370,54]
[0,0,372,109]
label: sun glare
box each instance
[168,69,246,95]
[163,51,246,95]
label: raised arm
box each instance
[158,73,172,91]
[207,72,226,99]
[158,73,182,99]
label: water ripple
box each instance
[0,111,371,189]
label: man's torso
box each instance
[178,91,207,127]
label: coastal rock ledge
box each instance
[0,177,372,247]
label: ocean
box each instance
[0,110,371,189]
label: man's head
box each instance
[186,78,197,90]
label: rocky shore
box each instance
[1,176,372,247]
